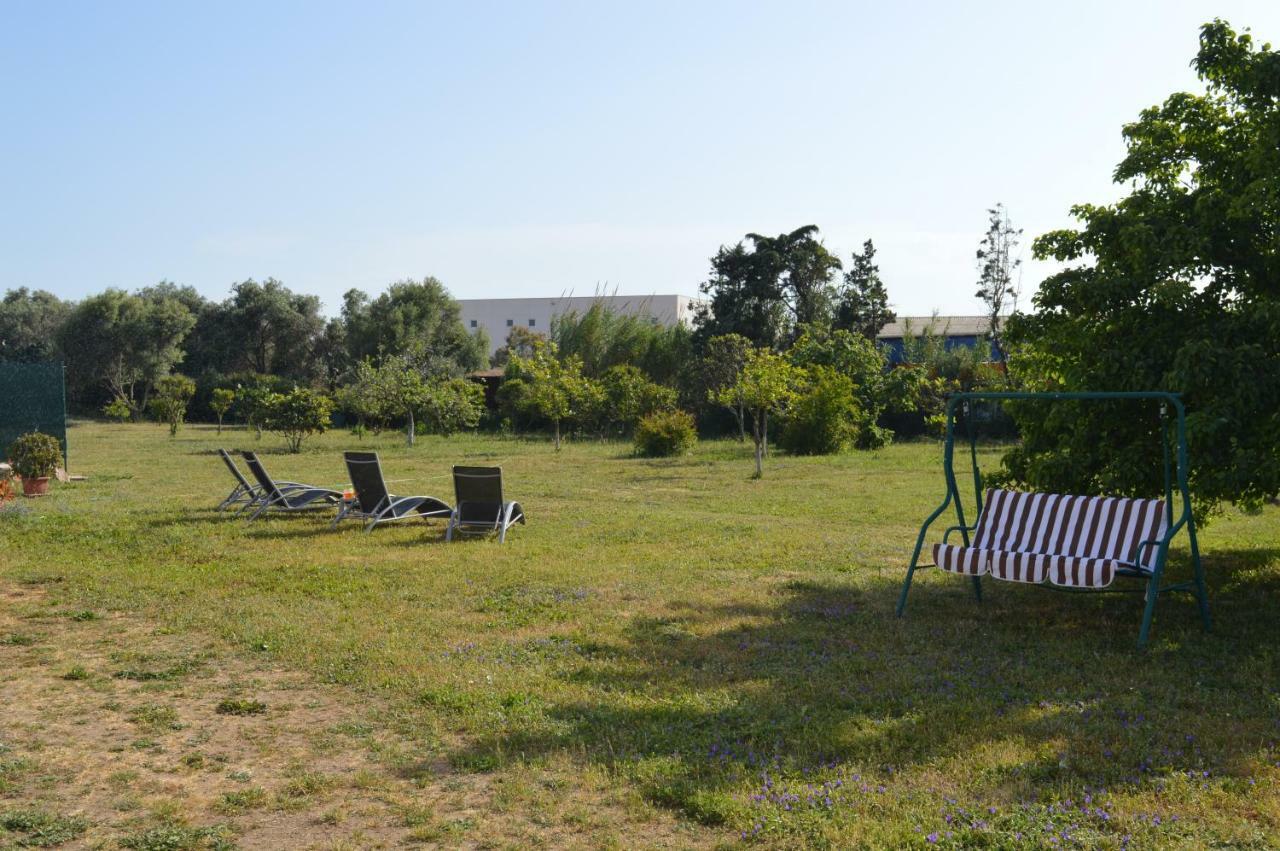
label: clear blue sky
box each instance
[3,1,1277,317]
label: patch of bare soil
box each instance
[0,584,701,849]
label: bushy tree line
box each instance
[0,277,486,416]
[1,213,1004,470]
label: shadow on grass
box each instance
[444,549,1280,824]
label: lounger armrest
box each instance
[942,524,977,545]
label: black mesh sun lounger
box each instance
[241,451,341,522]
[217,448,307,512]
[333,451,452,533]
[445,465,525,543]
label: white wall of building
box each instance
[458,294,698,356]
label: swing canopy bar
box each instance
[895,391,1211,647]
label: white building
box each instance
[458,294,699,356]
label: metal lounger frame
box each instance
[240,451,341,522]
[445,465,525,543]
[333,451,452,533]
[217,449,308,512]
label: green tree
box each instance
[696,333,752,440]
[788,325,899,448]
[713,347,800,478]
[835,239,895,339]
[1002,19,1280,512]
[343,278,486,373]
[262,388,332,453]
[348,355,430,447]
[103,396,132,423]
[57,289,195,416]
[778,367,864,455]
[750,225,843,331]
[552,299,693,384]
[0,288,70,363]
[507,341,593,451]
[419,378,485,436]
[599,364,677,436]
[491,325,546,368]
[220,279,325,379]
[975,205,1022,362]
[694,226,843,349]
[234,380,281,440]
[148,374,196,437]
[210,388,236,434]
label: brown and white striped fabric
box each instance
[931,488,1168,589]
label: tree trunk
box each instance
[751,410,764,478]
[762,410,769,458]
[554,419,561,451]
[216,415,223,435]
[737,403,746,442]
[407,409,415,447]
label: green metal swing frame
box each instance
[895,391,1212,647]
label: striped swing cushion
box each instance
[932,489,1168,589]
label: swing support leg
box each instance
[1187,513,1212,632]
[1137,573,1160,648]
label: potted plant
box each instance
[7,431,62,497]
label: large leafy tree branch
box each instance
[1003,19,1280,513]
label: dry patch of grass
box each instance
[0,583,700,849]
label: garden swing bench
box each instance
[896,391,1211,647]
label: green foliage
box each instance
[148,374,196,437]
[633,410,698,457]
[419,378,485,436]
[505,341,598,450]
[0,288,69,363]
[6,431,62,479]
[552,300,694,384]
[713,347,801,477]
[788,325,900,448]
[600,365,677,436]
[491,325,546,368]
[778,367,864,455]
[0,808,88,847]
[345,354,431,446]
[215,698,267,716]
[57,288,195,415]
[835,239,895,339]
[342,278,486,373]
[261,388,332,453]
[232,380,283,440]
[209,388,235,434]
[692,333,752,438]
[1002,19,1280,512]
[694,225,841,349]
[975,204,1022,361]
[103,396,133,423]
[217,279,325,378]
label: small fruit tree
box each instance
[262,388,332,453]
[210,388,236,435]
[149,374,196,437]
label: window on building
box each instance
[506,319,513,327]
[470,320,477,328]
[528,318,535,327]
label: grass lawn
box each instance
[2,420,1279,848]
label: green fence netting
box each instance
[0,361,68,469]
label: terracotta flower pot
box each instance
[21,476,50,497]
